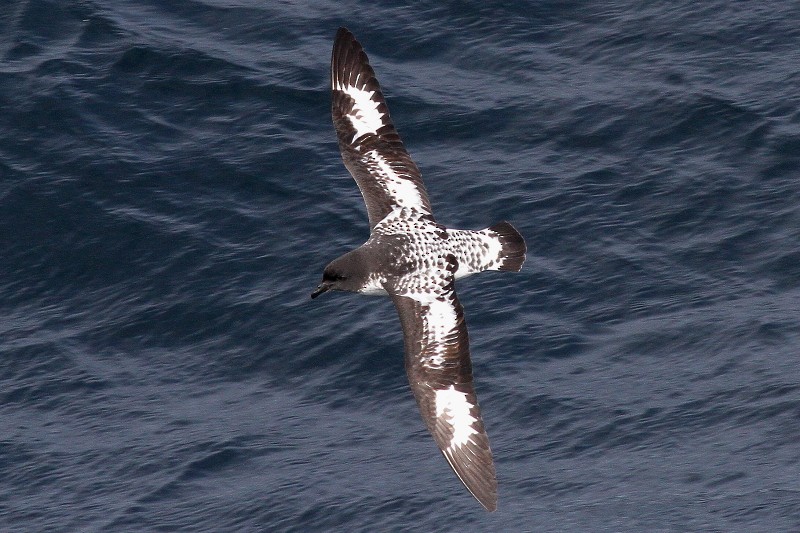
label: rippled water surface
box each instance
[2,1,800,531]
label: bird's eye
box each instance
[324,271,345,282]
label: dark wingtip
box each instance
[483,497,498,512]
[334,27,357,49]
[445,448,498,512]
[332,27,370,92]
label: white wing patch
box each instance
[435,385,480,449]
[334,81,385,141]
[365,150,426,210]
[412,297,458,368]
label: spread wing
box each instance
[331,27,433,229]
[388,256,497,511]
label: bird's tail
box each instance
[449,222,526,278]
[485,221,526,272]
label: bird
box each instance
[311,27,526,512]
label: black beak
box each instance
[310,283,331,299]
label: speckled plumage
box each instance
[312,28,526,512]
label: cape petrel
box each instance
[312,27,526,511]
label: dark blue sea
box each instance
[2,1,800,531]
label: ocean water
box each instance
[2,1,800,531]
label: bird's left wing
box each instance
[388,255,497,511]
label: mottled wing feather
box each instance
[331,27,433,229]
[389,256,497,511]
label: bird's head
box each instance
[311,252,368,299]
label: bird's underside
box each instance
[313,27,527,511]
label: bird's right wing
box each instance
[331,27,433,229]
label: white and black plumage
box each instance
[312,28,526,512]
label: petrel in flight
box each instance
[312,27,526,511]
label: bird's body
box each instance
[349,209,523,295]
[312,28,526,512]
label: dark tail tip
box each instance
[489,221,526,272]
